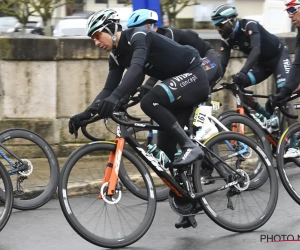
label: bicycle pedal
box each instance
[187,216,197,228]
[175,215,197,229]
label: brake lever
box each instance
[72,123,78,140]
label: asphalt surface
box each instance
[1,173,300,250]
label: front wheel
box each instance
[58,142,157,249]
[193,132,278,232]
[277,122,300,205]
[0,161,13,231]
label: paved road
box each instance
[1,174,300,250]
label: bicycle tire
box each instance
[58,142,157,248]
[217,110,238,120]
[279,113,300,167]
[218,114,272,189]
[193,132,278,232]
[277,122,300,205]
[127,124,169,201]
[0,161,13,231]
[0,128,59,210]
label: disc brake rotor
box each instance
[19,159,33,176]
[100,182,122,204]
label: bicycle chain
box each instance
[168,191,235,216]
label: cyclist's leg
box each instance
[157,106,193,162]
[274,48,295,127]
[273,48,299,157]
[201,49,222,88]
[140,65,209,168]
[238,63,273,125]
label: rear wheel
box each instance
[0,129,59,210]
[193,132,278,232]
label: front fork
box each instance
[99,138,125,199]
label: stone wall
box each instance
[0,32,298,149]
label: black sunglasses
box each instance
[286,5,300,15]
[215,19,230,28]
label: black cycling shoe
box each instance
[170,122,204,168]
[172,146,204,168]
[175,215,197,229]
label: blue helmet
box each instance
[127,9,158,28]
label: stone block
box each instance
[0,33,58,60]
[0,60,57,119]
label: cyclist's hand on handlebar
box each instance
[265,87,293,115]
[233,71,248,86]
[97,94,118,119]
[115,97,129,112]
[68,109,94,135]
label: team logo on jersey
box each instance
[169,80,177,90]
[244,42,249,47]
[283,59,291,74]
[179,74,198,87]
[173,73,193,82]
[248,30,253,35]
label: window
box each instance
[95,0,108,3]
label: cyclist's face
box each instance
[287,5,300,27]
[215,19,232,39]
[92,31,113,52]
[144,24,152,30]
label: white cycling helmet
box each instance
[86,9,120,37]
[284,0,300,9]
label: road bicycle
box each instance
[0,128,59,210]
[80,94,273,201]
[58,109,278,248]
[0,161,13,231]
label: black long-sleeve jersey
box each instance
[284,28,300,92]
[156,27,212,58]
[98,27,202,101]
[220,19,284,74]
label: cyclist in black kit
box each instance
[127,9,222,93]
[211,4,298,157]
[126,9,220,229]
[68,9,209,191]
[266,0,300,158]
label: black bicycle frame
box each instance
[110,113,243,200]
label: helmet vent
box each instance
[134,15,140,23]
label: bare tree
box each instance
[30,0,75,36]
[161,0,199,27]
[0,0,36,31]
[123,0,132,6]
